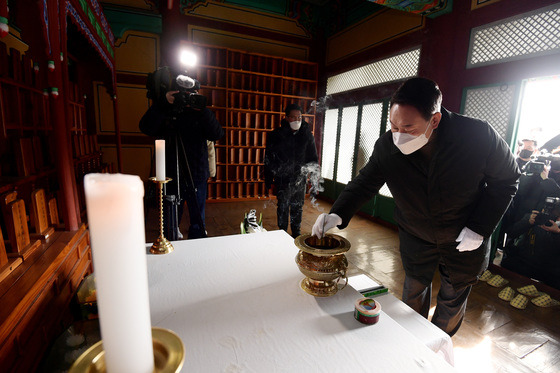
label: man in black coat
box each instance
[312,78,520,336]
[140,67,224,239]
[265,104,319,238]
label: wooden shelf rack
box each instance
[188,43,318,201]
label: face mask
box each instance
[289,121,301,131]
[392,120,432,155]
[519,149,533,159]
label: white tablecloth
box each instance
[146,230,455,372]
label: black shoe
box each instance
[291,231,301,239]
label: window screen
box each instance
[326,48,421,95]
[463,84,517,141]
[321,109,338,180]
[467,4,560,68]
[358,102,392,198]
[336,106,359,184]
[356,103,383,175]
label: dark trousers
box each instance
[399,229,477,337]
[402,264,472,337]
[178,178,207,239]
[276,180,306,237]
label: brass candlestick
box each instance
[69,327,185,373]
[150,177,174,254]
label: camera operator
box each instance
[502,197,560,289]
[507,156,560,225]
[140,66,224,239]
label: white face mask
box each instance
[392,120,432,155]
[289,120,302,130]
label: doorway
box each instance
[515,75,560,153]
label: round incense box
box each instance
[354,298,381,325]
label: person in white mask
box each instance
[312,77,520,336]
[265,104,319,237]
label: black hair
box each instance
[285,103,302,117]
[521,139,538,147]
[390,77,442,120]
[146,66,177,104]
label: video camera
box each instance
[523,161,545,175]
[146,66,206,112]
[172,74,207,112]
[536,153,560,172]
[534,196,560,226]
[522,153,560,176]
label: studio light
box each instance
[179,49,197,68]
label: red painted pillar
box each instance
[47,0,79,230]
[112,84,123,173]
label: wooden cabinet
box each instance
[189,43,318,200]
[0,225,92,372]
[0,41,106,223]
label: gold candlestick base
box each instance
[149,177,174,254]
[151,236,174,255]
[69,327,185,373]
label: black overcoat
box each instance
[331,108,520,288]
[264,119,318,188]
[139,102,224,194]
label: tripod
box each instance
[163,121,207,240]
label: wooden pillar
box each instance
[58,6,82,225]
[113,86,123,172]
[47,0,79,230]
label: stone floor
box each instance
[145,196,560,373]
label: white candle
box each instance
[155,140,166,181]
[84,173,154,373]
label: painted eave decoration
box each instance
[67,0,116,69]
[369,0,452,18]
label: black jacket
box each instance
[332,107,520,243]
[331,108,520,286]
[503,213,560,288]
[264,119,318,187]
[139,102,224,191]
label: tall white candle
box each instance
[84,173,154,373]
[155,140,166,181]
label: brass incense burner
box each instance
[294,233,351,297]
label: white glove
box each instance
[312,213,342,238]
[455,227,483,252]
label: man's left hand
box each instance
[166,90,179,104]
[455,227,484,252]
[541,164,551,180]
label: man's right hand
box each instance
[312,213,342,238]
[166,90,179,104]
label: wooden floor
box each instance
[145,197,560,373]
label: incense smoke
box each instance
[301,162,324,211]
[309,95,332,114]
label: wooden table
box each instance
[146,230,456,372]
